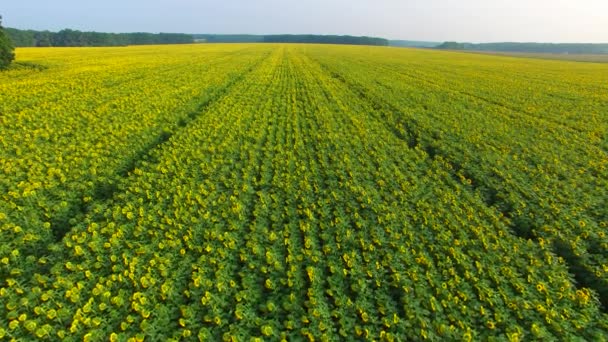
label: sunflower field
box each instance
[1,44,607,341]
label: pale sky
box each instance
[2,0,607,43]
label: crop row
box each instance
[1,44,607,340]
[0,44,273,280]
[302,45,608,310]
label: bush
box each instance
[0,16,15,69]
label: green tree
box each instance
[35,31,52,47]
[0,15,15,69]
[436,41,467,50]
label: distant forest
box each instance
[263,35,388,46]
[389,40,440,48]
[193,34,388,46]
[10,27,604,53]
[192,34,262,43]
[7,28,388,47]
[437,42,608,54]
[6,28,193,47]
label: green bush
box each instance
[0,16,15,69]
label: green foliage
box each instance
[0,16,15,69]
[389,40,441,48]
[437,41,608,54]
[194,34,389,46]
[193,34,264,43]
[262,34,389,46]
[8,28,388,47]
[5,27,194,47]
[436,41,467,50]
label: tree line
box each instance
[437,42,608,54]
[262,35,388,46]
[193,34,389,46]
[6,28,194,47]
[7,27,389,48]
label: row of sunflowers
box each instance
[1,44,607,340]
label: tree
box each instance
[0,15,15,69]
[35,31,52,47]
[52,29,83,46]
[436,42,467,50]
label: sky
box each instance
[2,0,607,43]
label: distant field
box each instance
[465,50,608,63]
[1,44,607,340]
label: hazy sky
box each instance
[2,0,607,43]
